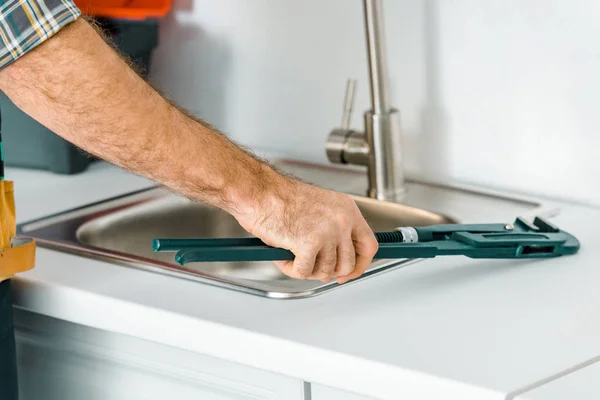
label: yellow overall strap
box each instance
[1,181,36,279]
[0,238,36,277]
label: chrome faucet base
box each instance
[365,109,406,201]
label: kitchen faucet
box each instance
[325,0,406,201]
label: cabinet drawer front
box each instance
[14,310,305,400]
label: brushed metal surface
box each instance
[77,192,450,277]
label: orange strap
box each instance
[0,238,36,277]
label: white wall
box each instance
[150,0,600,206]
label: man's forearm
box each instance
[0,19,279,217]
[0,17,379,283]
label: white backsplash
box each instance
[150,0,600,206]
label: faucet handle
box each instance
[327,78,369,166]
[340,78,357,130]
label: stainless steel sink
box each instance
[17,160,555,299]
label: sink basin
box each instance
[76,191,452,280]
[17,159,554,299]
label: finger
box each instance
[291,246,320,279]
[334,234,356,278]
[274,246,318,279]
[312,243,337,281]
[274,260,294,276]
[337,220,378,284]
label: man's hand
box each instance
[0,18,378,282]
[235,177,378,283]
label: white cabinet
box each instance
[516,361,600,400]
[13,309,305,400]
[311,383,378,400]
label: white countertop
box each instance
[7,161,600,400]
[516,360,600,400]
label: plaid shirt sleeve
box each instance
[0,0,81,70]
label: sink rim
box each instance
[16,159,554,299]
